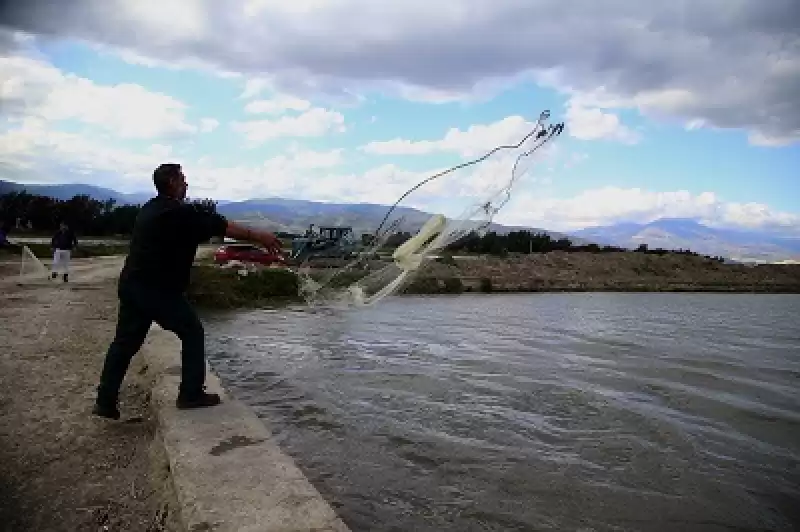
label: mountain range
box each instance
[0,179,578,241]
[574,218,800,263]
[0,179,153,206]
[213,197,586,243]
[2,179,799,262]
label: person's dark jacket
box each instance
[52,229,78,251]
[119,196,228,294]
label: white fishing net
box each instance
[295,109,565,307]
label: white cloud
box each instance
[232,107,346,144]
[199,118,219,133]
[267,146,344,170]
[184,159,446,207]
[91,43,242,79]
[394,84,470,104]
[0,113,515,213]
[748,131,800,148]
[498,187,800,235]
[122,0,208,42]
[4,0,797,145]
[240,78,271,99]
[720,202,800,232]
[4,109,796,237]
[244,95,311,114]
[564,152,588,168]
[0,115,350,199]
[147,143,173,158]
[0,117,176,190]
[0,54,199,139]
[565,100,640,144]
[362,115,538,157]
[244,0,331,18]
[293,164,433,205]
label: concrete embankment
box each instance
[0,249,349,531]
[143,325,351,532]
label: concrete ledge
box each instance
[142,326,350,532]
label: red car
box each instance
[213,243,287,266]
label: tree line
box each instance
[2,190,723,262]
[377,228,723,261]
[0,191,217,236]
[376,229,615,254]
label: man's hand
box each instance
[225,221,284,254]
[250,229,283,254]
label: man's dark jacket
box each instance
[52,229,78,250]
[119,196,228,293]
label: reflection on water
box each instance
[206,293,800,532]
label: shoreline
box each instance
[0,256,350,531]
[184,250,800,309]
[397,251,800,296]
[144,325,351,532]
[413,285,800,294]
[0,277,168,531]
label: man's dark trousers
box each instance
[97,278,206,405]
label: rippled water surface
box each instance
[205,293,800,532]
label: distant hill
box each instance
[0,179,581,241]
[574,218,800,263]
[214,197,584,241]
[5,180,799,261]
[0,179,152,205]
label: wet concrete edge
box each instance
[142,325,351,532]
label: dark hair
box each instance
[153,163,182,194]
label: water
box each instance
[205,293,800,532]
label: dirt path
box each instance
[0,260,175,531]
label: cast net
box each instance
[294,109,564,307]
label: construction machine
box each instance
[289,224,359,262]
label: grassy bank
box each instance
[421,251,800,294]
[187,265,300,308]
[303,268,474,295]
[186,266,472,310]
[186,251,800,310]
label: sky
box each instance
[0,0,798,234]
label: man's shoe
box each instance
[92,402,121,420]
[176,391,221,410]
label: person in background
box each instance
[93,163,283,420]
[0,222,22,250]
[0,222,11,247]
[51,221,78,282]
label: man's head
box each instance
[153,163,188,200]
[59,222,68,231]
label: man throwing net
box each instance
[93,163,282,420]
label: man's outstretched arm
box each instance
[187,205,283,253]
[225,220,282,252]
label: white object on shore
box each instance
[18,245,49,284]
